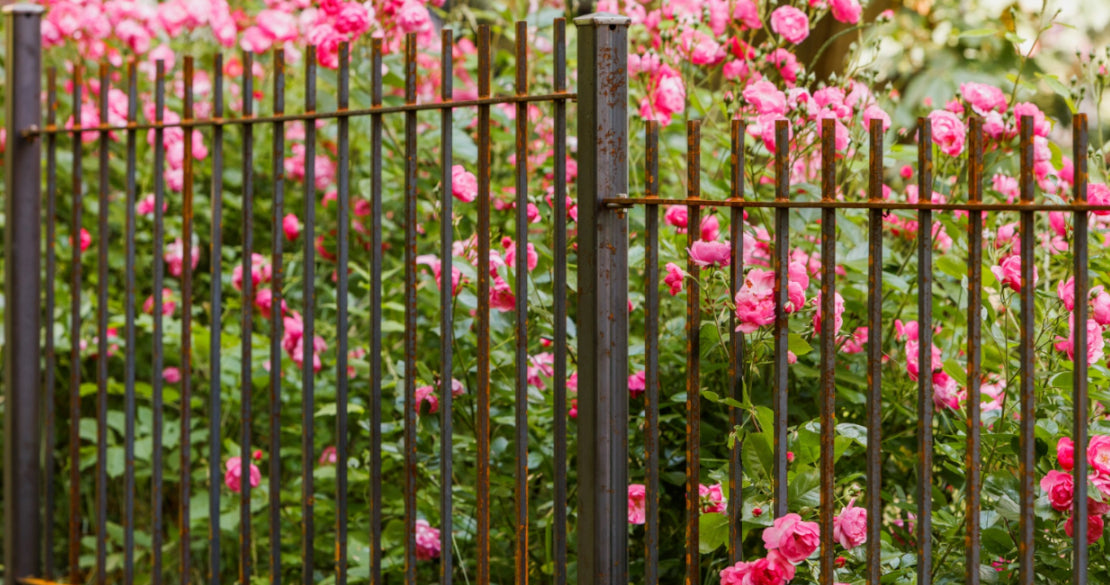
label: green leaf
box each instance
[788,334,812,357]
[698,512,730,554]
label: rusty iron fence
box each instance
[3,5,1109,585]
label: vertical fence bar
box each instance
[643,120,660,585]
[302,45,318,585]
[574,13,631,585]
[772,120,790,518]
[552,18,569,585]
[239,50,255,585]
[152,61,167,585]
[965,116,984,585]
[95,60,110,585]
[1071,113,1090,585]
[269,49,285,585]
[684,120,702,585]
[335,41,351,585]
[123,59,138,585]
[476,25,492,585]
[2,6,44,583]
[439,28,456,585]
[43,64,58,582]
[208,52,225,585]
[727,118,745,563]
[368,38,384,585]
[915,117,934,585]
[1017,116,1036,585]
[513,21,531,585]
[402,33,419,585]
[865,119,883,585]
[818,119,837,585]
[67,63,84,585]
[181,56,195,585]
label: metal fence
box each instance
[3,5,1108,585]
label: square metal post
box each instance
[4,4,45,584]
[574,12,630,585]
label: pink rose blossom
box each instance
[224,456,261,493]
[701,214,721,242]
[1089,184,1110,216]
[700,483,727,514]
[1065,513,1104,545]
[162,367,181,384]
[829,0,862,23]
[833,498,867,549]
[770,6,810,44]
[960,82,1008,114]
[319,446,338,466]
[1058,437,1075,471]
[628,370,646,398]
[991,254,1036,291]
[664,262,685,296]
[664,205,689,231]
[452,165,478,202]
[628,483,647,524]
[762,513,820,563]
[927,110,967,157]
[1088,435,1110,475]
[1039,470,1074,512]
[1054,317,1105,363]
[283,213,302,241]
[743,80,788,116]
[415,519,441,560]
[688,240,731,267]
[415,385,439,414]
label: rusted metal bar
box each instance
[865,119,883,585]
[600,198,1110,212]
[368,38,384,585]
[43,64,58,583]
[268,48,285,585]
[644,120,660,585]
[772,120,790,518]
[552,19,569,585]
[27,94,578,136]
[3,6,44,583]
[181,56,195,585]
[727,118,745,563]
[818,118,837,585]
[301,45,318,585]
[476,24,492,585]
[95,60,110,585]
[965,116,984,585]
[513,21,531,585]
[1017,116,1036,585]
[123,59,137,585]
[916,117,934,585]
[1072,113,1090,585]
[152,60,167,585]
[208,52,225,585]
[575,13,631,585]
[403,32,419,585]
[439,28,455,585]
[67,63,83,585]
[685,120,702,585]
[335,41,351,585]
[239,50,255,585]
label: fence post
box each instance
[4,4,45,584]
[574,12,630,585]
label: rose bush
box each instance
[3,0,1110,583]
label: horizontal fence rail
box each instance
[1,7,1101,585]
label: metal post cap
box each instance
[573,12,631,26]
[2,4,45,14]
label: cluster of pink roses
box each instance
[627,481,727,524]
[224,450,262,493]
[1040,436,1110,544]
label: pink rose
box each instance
[960,82,1007,114]
[813,291,845,336]
[688,240,732,268]
[628,483,647,524]
[165,237,200,278]
[415,519,441,560]
[829,0,862,23]
[415,385,439,414]
[664,262,685,296]
[1089,183,1110,216]
[743,80,787,116]
[1065,513,1104,545]
[162,367,181,384]
[629,370,647,398]
[1058,437,1075,471]
[319,445,338,466]
[927,110,967,157]
[720,552,795,585]
[770,6,810,44]
[734,268,777,333]
[664,205,689,230]
[1088,435,1110,475]
[224,456,261,493]
[762,513,820,564]
[283,213,302,241]
[862,104,892,132]
[256,9,298,42]
[144,288,177,316]
[452,165,478,203]
[490,274,516,311]
[991,254,1035,291]
[1054,317,1105,364]
[701,214,721,242]
[700,483,727,514]
[833,498,867,549]
[1093,290,1110,326]
[1039,470,1074,512]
